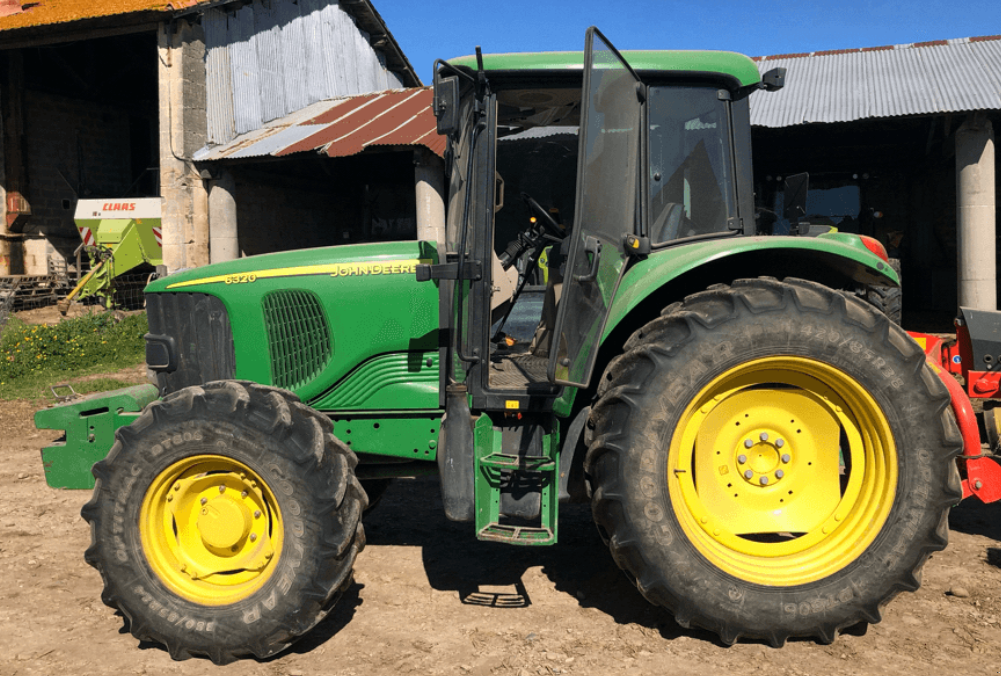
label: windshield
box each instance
[648,86,735,243]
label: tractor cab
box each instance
[421,29,769,541]
[427,30,762,407]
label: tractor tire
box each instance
[81,380,366,664]
[587,278,961,646]
[859,258,902,324]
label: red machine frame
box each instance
[908,328,1001,503]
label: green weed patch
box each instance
[0,313,147,400]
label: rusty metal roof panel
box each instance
[287,89,428,156]
[751,35,1001,127]
[195,88,443,162]
[0,0,208,30]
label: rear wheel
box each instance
[81,381,366,663]
[587,278,960,645]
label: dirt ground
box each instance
[3,398,1001,676]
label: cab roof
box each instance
[449,50,761,88]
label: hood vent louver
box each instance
[262,289,332,391]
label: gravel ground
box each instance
[2,397,1001,676]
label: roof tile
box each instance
[0,0,211,31]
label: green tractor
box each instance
[37,28,960,662]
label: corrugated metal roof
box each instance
[750,35,1001,127]
[193,87,445,162]
[0,0,207,30]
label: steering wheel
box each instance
[520,193,565,238]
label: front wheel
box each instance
[81,381,366,663]
[587,278,960,645]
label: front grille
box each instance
[146,292,236,394]
[262,290,332,390]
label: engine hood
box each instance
[147,241,436,293]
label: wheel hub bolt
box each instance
[218,485,226,493]
[744,470,754,479]
[781,454,791,463]
[249,533,257,542]
[744,439,753,449]
[776,439,785,448]
[254,510,261,519]
[241,490,248,498]
[173,483,180,491]
[759,432,769,441]
[760,476,769,485]
[167,495,173,502]
[775,470,784,479]
[200,497,208,505]
[737,454,747,464]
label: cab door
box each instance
[547,27,644,387]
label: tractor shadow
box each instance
[361,476,728,646]
[948,498,1001,543]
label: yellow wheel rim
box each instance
[139,455,283,605]
[668,356,897,586]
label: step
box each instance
[473,414,560,547]
[477,523,555,545]
[479,452,556,472]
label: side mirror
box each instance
[433,74,460,136]
[761,67,786,92]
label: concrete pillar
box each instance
[414,148,446,247]
[956,113,996,310]
[209,169,239,263]
[158,20,209,273]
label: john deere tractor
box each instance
[37,28,963,662]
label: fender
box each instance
[552,233,896,419]
[605,233,897,342]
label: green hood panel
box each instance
[148,241,434,292]
[606,234,898,343]
[147,241,440,407]
[449,50,761,87]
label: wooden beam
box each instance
[0,15,159,50]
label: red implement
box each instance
[908,330,1001,503]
